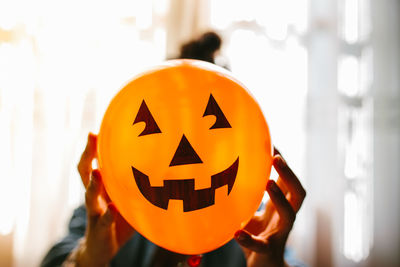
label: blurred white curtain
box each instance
[0,0,170,266]
[369,0,400,266]
[307,0,400,266]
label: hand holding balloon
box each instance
[72,134,305,267]
[71,133,135,266]
[235,149,306,267]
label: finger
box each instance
[98,202,116,228]
[234,230,269,253]
[91,203,118,243]
[271,148,288,195]
[78,133,98,188]
[273,155,306,212]
[259,182,286,224]
[266,180,296,233]
[259,199,278,225]
[87,132,98,156]
[85,170,104,218]
[276,177,288,196]
[273,146,281,156]
[260,179,287,222]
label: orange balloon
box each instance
[98,59,272,255]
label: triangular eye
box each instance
[203,94,231,129]
[133,100,162,136]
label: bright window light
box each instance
[344,188,372,262]
[0,1,168,265]
[343,0,360,43]
[338,55,360,97]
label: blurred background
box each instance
[0,0,399,266]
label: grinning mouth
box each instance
[131,157,239,212]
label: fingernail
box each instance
[267,180,279,193]
[90,170,101,185]
[108,202,118,213]
[87,134,93,144]
[92,169,100,178]
[88,132,97,145]
[274,156,284,169]
[234,230,246,241]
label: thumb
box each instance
[78,133,98,187]
[234,230,268,254]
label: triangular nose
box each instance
[169,135,203,166]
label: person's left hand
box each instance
[234,150,306,267]
[73,133,135,266]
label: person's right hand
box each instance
[73,133,135,267]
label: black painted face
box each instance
[131,94,239,212]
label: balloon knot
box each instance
[187,254,202,267]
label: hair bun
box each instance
[179,31,222,63]
[198,32,221,52]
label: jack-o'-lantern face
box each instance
[98,60,272,255]
[131,94,239,212]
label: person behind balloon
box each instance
[41,32,307,267]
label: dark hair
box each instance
[178,31,222,63]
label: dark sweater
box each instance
[41,205,305,267]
